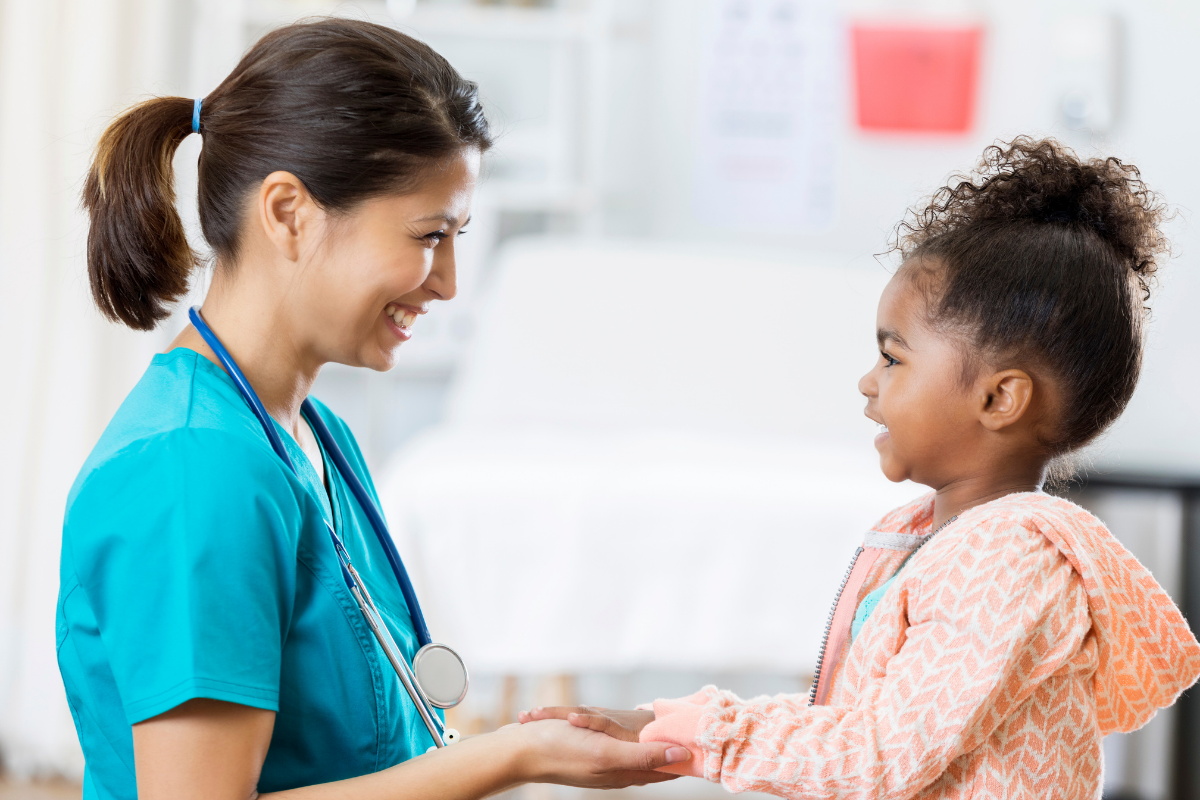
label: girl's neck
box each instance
[931,471,1044,530]
[169,277,321,437]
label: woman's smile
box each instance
[385,303,425,342]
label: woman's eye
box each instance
[881,351,899,367]
[425,230,448,244]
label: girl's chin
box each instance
[875,451,908,484]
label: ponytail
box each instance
[83,96,199,331]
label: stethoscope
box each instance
[188,307,466,749]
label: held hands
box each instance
[518,706,655,743]
[499,716,687,789]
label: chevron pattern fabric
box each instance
[641,492,1200,799]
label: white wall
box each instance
[625,0,1200,477]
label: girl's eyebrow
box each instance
[877,328,911,350]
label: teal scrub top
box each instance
[56,348,436,800]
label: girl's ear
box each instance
[978,369,1035,432]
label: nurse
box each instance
[58,17,689,800]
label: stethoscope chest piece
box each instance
[413,643,469,709]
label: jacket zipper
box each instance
[808,546,863,705]
[805,515,958,705]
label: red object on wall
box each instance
[852,25,983,133]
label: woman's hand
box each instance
[501,718,687,787]
[132,698,685,800]
[518,706,655,743]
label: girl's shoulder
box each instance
[954,492,1113,570]
[953,494,1200,735]
[868,490,1103,544]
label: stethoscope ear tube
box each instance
[300,397,435,649]
[188,307,295,469]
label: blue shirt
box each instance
[56,349,435,799]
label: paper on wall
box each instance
[693,0,839,231]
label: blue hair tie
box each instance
[192,98,202,134]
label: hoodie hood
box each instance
[964,492,1200,734]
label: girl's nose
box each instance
[858,367,877,398]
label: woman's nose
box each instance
[425,244,458,301]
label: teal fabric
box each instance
[57,349,437,800]
[851,549,922,641]
[851,574,899,641]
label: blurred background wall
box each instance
[2,1,1199,799]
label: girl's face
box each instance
[857,268,983,487]
[301,147,480,372]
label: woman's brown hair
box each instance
[83,18,492,331]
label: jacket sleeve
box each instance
[640,524,1091,798]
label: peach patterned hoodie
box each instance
[641,492,1200,799]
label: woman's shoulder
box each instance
[69,349,299,511]
[64,426,309,591]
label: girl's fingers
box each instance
[566,712,610,732]
[523,705,586,721]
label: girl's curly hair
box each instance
[894,136,1169,456]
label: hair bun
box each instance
[901,136,1169,289]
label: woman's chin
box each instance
[356,343,401,373]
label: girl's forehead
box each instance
[877,267,947,352]
[879,271,921,323]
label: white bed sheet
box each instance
[379,426,922,674]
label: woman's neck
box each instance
[168,277,321,439]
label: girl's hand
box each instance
[503,719,688,787]
[518,706,655,743]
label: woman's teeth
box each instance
[878,423,888,433]
[384,304,417,330]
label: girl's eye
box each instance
[881,351,899,367]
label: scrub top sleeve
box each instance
[66,428,304,725]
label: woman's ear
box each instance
[978,369,1035,432]
[256,171,319,263]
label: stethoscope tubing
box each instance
[300,398,433,648]
[186,307,449,747]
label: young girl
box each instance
[522,138,1200,798]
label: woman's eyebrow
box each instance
[877,328,911,350]
[414,213,471,227]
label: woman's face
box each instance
[302,147,480,372]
